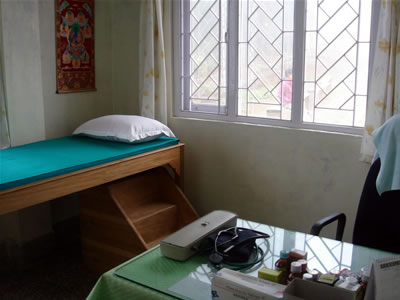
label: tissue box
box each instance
[212,268,286,299]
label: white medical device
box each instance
[160,210,237,261]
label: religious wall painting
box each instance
[56,0,95,93]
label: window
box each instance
[173,0,373,134]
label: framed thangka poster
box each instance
[56,0,95,93]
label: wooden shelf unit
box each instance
[80,167,198,273]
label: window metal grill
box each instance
[304,0,371,127]
[183,0,227,114]
[238,0,294,121]
[176,0,374,132]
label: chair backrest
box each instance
[352,158,400,253]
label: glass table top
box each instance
[114,219,395,300]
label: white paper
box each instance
[365,255,400,300]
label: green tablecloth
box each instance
[87,248,174,299]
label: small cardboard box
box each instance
[283,279,361,300]
[258,267,283,283]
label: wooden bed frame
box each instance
[0,143,184,215]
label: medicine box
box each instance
[283,278,362,300]
[258,267,282,283]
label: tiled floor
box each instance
[0,248,99,300]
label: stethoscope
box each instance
[208,227,270,270]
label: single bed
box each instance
[0,135,184,215]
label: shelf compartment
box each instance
[80,167,198,273]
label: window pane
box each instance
[355,96,367,127]
[304,0,372,126]
[177,0,372,132]
[238,0,294,120]
[182,0,227,114]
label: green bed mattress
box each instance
[0,136,179,191]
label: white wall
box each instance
[0,0,114,243]
[110,0,141,115]
[168,117,370,242]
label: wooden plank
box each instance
[127,202,177,222]
[0,143,184,215]
[80,211,145,255]
[107,170,163,211]
[81,238,137,274]
[159,171,199,227]
[108,168,198,249]
[79,166,198,272]
[134,205,178,246]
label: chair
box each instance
[310,158,400,254]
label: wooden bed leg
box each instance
[169,144,184,191]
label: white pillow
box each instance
[73,115,175,144]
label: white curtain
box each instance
[0,59,9,149]
[0,12,10,150]
[139,0,168,125]
[361,0,400,162]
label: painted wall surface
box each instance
[0,0,113,243]
[2,0,46,147]
[168,117,370,242]
[110,0,140,115]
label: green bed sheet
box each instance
[0,135,179,191]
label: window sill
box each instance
[170,112,363,137]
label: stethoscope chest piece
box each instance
[209,252,224,265]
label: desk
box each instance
[87,219,394,300]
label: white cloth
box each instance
[373,114,400,195]
[0,56,10,149]
[361,0,400,162]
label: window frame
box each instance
[172,0,378,135]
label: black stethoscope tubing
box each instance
[214,227,270,257]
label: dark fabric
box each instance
[353,158,400,253]
[207,228,264,263]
